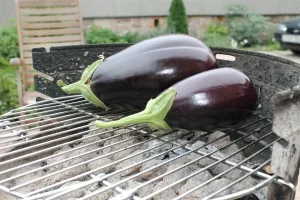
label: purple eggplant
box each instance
[95,68,258,131]
[59,34,218,109]
[90,46,218,108]
[106,34,211,61]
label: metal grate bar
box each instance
[0,110,78,131]
[129,129,275,199]
[202,159,272,200]
[39,130,225,199]
[80,128,275,200]
[0,120,128,166]
[0,127,143,184]
[0,110,86,135]
[151,125,275,180]
[0,126,120,177]
[0,106,83,122]
[0,185,26,199]
[213,175,276,200]
[23,129,178,196]
[8,100,89,116]
[51,123,268,200]
[171,139,278,200]
[0,102,98,125]
[11,128,163,191]
[0,107,131,148]
[0,96,84,118]
[0,116,95,152]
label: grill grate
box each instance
[0,95,294,200]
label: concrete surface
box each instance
[261,50,300,64]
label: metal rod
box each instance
[150,124,275,181]
[25,129,201,197]
[0,96,84,119]
[0,116,95,152]
[0,107,128,147]
[0,106,77,122]
[0,126,117,176]
[11,128,157,191]
[81,130,275,200]
[1,103,94,123]
[0,98,87,120]
[0,185,27,199]
[34,130,218,199]
[212,176,276,200]
[137,132,277,200]
[172,140,277,200]
[202,159,272,200]
[0,127,143,183]
[0,110,78,131]
[0,110,85,134]
[0,124,121,166]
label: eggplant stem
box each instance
[57,54,107,109]
[95,87,177,131]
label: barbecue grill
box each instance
[0,45,299,200]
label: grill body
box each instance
[0,45,299,200]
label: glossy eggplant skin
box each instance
[91,46,218,108]
[106,34,211,61]
[165,67,258,130]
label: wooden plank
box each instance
[18,0,79,8]
[21,21,80,29]
[22,28,82,36]
[20,7,79,16]
[23,51,33,58]
[23,58,33,65]
[21,14,80,22]
[22,41,82,51]
[23,35,82,44]
[24,65,34,72]
[25,78,34,88]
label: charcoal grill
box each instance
[0,45,299,200]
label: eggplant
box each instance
[95,68,258,131]
[58,34,218,109]
[106,34,211,61]
[90,46,218,108]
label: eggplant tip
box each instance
[56,79,67,87]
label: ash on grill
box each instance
[0,97,276,200]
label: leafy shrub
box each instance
[121,32,140,43]
[205,23,229,36]
[0,21,19,59]
[85,26,172,44]
[0,22,19,114]
[167,0,189,34]
[225,4,279,47]
[0,57,18,114]
[203,23,232,48]
[203,33,232,48]
[131,28,173,43]
[85,26,129,44]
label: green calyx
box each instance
[95,87,177,131]
[57,54,107,110]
